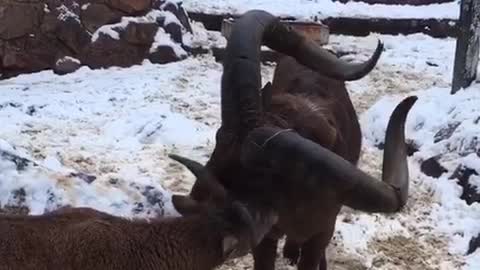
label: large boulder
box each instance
[0,0,196,78]
[2,33,70,78]
[81,3,125,33]
[82,33,147,68]
[0,1,44,40]
[57,16,91,54]
[149,45,185,64]
[121,22,158,45]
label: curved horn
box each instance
[221,9,382,137]
[240,96,417,213]
[169,154,227,201]
[262,20,384,81]
[221,10,277,135]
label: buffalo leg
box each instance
[297,234,329,270]
[253,237,278,270]
[319,251,327,270]
[283,238,300,265]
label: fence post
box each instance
[451,0,480,94]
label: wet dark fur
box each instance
[195,55,365,270]
[259,56,363,269]
[175,10,414,270]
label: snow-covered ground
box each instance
[0,55,223,217]
[361,85,480,270]
[1,21,480,270]
[182,0,460,20]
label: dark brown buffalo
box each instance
[172,9,417,270]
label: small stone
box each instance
[141,185,165,207]
[69,172,97,184]
[53,56,81,75]
[449,165,480,205]
[434,121,461,143]
[163,22,182,43]
[468,234,480,255]
[420,156,448,178]
[406,139,420,156]
[132,202,145,214]
[148,45,184,64]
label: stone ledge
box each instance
[0,0,196,79]
[188,12,458,38]
[332,0,455,5]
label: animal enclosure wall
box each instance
[0,0,196,79]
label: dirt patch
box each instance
[369,235,462,270]
[349,66,446,114]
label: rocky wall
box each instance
[0,0,197,78]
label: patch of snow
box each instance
[161,0,178,10]
[0,139,16,153]
[91,10,175,42]
[182,0,460,20]
[102,104,211,146]
[91,26,121,42]
[81,3,90,10]
[361,86,480,157]
[56,4,80,22]
[163,10,183,27]
[0,56,223,218]
[150,27,188,57]
[469,175,480,191]
[183,21,225,48]
[361,84,480,270]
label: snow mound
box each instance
[361,84,480,269]
[0,139,177,217]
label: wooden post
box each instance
[451,0,480,94]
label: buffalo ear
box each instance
[171,195,201,216]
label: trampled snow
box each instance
[0,57,223,218]
[360,86,480,270]
[182,0,460,20]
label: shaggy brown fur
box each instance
[250,55,363,269]
[0,197,273,270]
